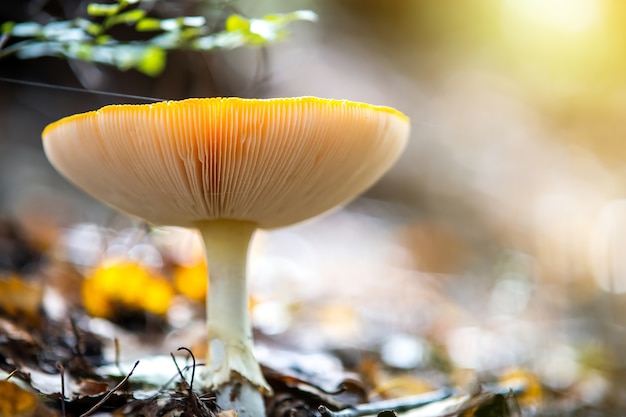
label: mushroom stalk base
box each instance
[196,220,271,417]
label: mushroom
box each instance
[42,97,410,416]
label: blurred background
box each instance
[2,0,626,412]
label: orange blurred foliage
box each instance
[0,274,43,325]
[0,380,39,417]
[82,260,174,318]
[173,261,208,303]
[499,367,543,407]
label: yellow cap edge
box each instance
[42,96,410,139]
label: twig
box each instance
[148,358,206,401]
[177,347,196,393]
[318,388,454,417]
[4,369,17,380]
[506,391,523,417]
[0,33,9,51]
[79,360,139,417]
[114,338,122,374]
[70,317,84,359]
[171,348,206,414]
[171,352,186,382]
[56,362,66,417]
[0,39,34,59]
[485,382,525,397]
[0,77,163,102]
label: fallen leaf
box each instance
[0,380,40,417]
[0,274,43,325]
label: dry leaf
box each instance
[0,274,43,324]
[0,380,40,417]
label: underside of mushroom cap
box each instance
[42,97,410,228]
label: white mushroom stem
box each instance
[196,219,271,416]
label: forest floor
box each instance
[0,214,621,417]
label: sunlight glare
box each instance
[590,200,626,294]
[505,0,602,34]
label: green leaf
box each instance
[111,45,139,70]
[1,4,317,76]
[89,44,117,65]
[1,21,15,35]
[72,43,94,60]
[274,10,318,23]
[15,41,63,58]
[180,27,203,41]
[95,34,113,44]
[159,18,182,31]
[120,0,141,6]
[193,32,243,50]
[137,45,165,76]
[42,21,74,39]
[181,16,205,27]
[104,9,146,29]
[291,10,318,22]
[248,19,281,42]
[87,3,121,17]
[56,28,89,42]
[136,17,162,31]
[9,22,43,38]
[74,18,102,36]
[149,32,181,49]
[225,14,250,33]
[192,35,217,50]
[222,11,317,46]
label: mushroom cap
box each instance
[42,97,410,229]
